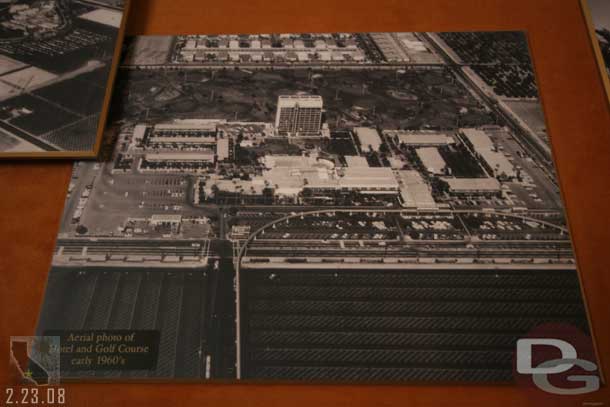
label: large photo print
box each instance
[34,32,594,383]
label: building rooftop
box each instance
[479,149,515,177]
[339,167,398,191]
[145,152,216,161]
[416,147,446,174]
[150,214,183,223]
[154,120,225,131]
[277,95,323,108]
[149,135,217,144]
[133,124,148,140]
[460,128,514,177]
[207,177,267,196]
[354,127,382,151]
[259,155,397,197]
[344,156,370,168]
[461,128,494,150]
[261,155,334,170]
[386,130,455,146]
[443,177,501,192]
[397,170,438,210]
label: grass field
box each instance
[34,74,106,116]
[112,67,495,130]
[39,115,98,151]
[2,94,80,136]
[438,144,486,178]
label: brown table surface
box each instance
[1,0,610,405]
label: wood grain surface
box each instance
[1,0,609,405]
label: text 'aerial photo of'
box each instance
[35,31,594,383]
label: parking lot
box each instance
[240,267,588,382]
[230,209,570,246]
[68,162,219,238]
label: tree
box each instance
[430,178,450,195]
[76,225,88,235]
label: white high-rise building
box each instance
[275,95,323,136]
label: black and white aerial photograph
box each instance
[0,0,127,156]
[585,0,610,76]
[36,32,592,383]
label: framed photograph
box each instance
[582,0,610,103]
[31,32,598,385]
[0,0,131,159]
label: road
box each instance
[120,62,489,71]
[206,240,237,379]
[245,243,573,260]
[59,162,99,233]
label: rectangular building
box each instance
[442,177,501,196]
[386,130,455,146]
[397,170,438,210]
[460,128,515,178]
[209,153,399,203]
[345,156,370,168]
[144,152,216,162]
[135,120,234,162]
[416,147,446,174]
[354,127,382,152]
[275,95,323,136]
[337,167,399,193]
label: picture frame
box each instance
[0,0,131,159]
[581,0,610,106]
